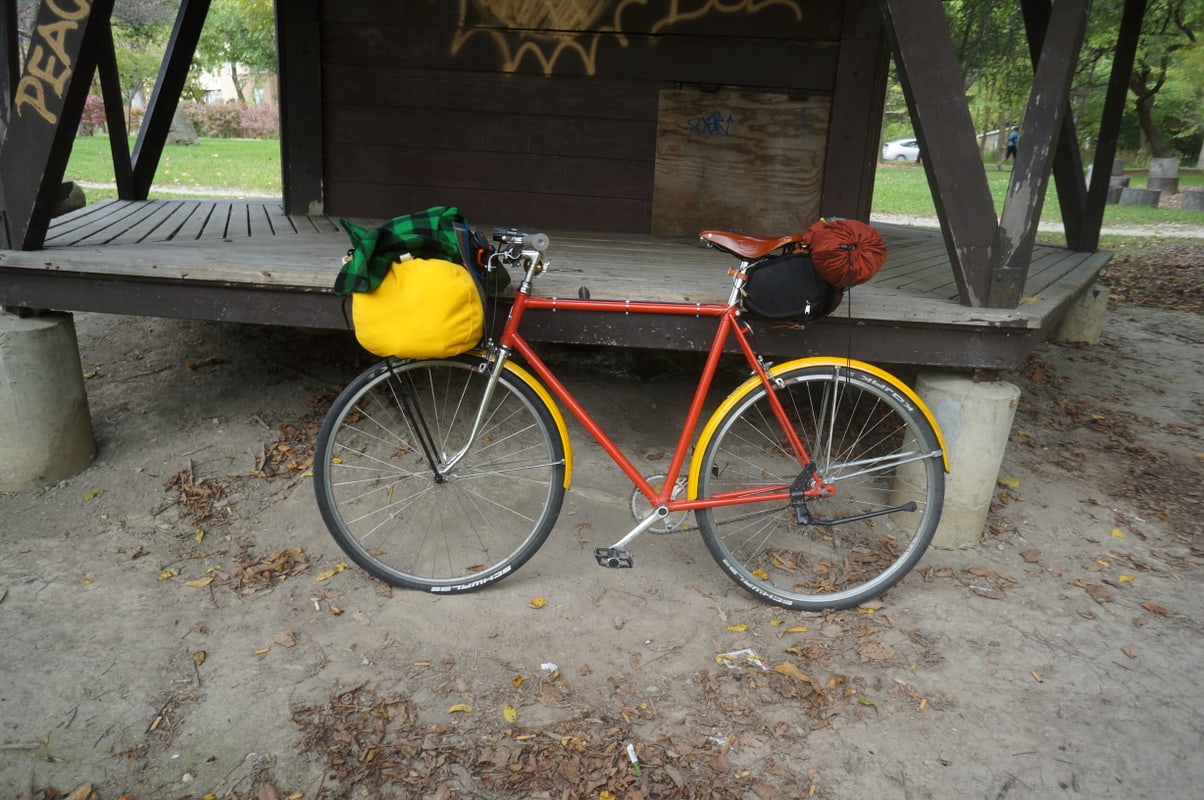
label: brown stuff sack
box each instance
[803,218,888,289]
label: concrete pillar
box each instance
[1052,283,1109,345]
[913,373,1020,548]
[0,311,96,491]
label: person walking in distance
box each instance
[999,127,1019,169]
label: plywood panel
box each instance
[651,89,830,236]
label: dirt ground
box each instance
[0,300,1201,800]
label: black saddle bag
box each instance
[742,251,842,321]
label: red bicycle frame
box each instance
[494,286,829,521]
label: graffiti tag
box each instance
[688,111,734,138]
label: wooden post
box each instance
[0,0,116,251]
[277,0,325,215]
[1080,0,1148,252]
[130,0,212,200]
[821,0,889,221]
[990,0,1089,308]
[879,0,999,307]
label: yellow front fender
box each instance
[500,360,573,489]
[687,357,949,498]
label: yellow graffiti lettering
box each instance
[45,0,91,22]
[24,43,72,97]
[37,19,79,65]
[15,73,57,124]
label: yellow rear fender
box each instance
[687,357,948,498]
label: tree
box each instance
[193,0,275,103]
[1126,0,1200,157]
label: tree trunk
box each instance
[230,63,246,104]
[1197,133,1204,169]
[1133,93,1174,158]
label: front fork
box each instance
[390,348,512,480]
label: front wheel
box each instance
[314,356,566,592]
[695,364,944,610]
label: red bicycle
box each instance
[314,228,947,610]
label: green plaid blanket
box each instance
[334,206,468,295]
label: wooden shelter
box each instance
[0,0,1147,371]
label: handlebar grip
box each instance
[524,232,550,251]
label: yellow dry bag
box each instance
[351,256,485,359]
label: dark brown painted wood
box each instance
[0,199,1110,371]
[879,0,999,307]
[276,0,324,215]
[130,0,212,200]
[822,0,890,221]
[0,0,17,130]
[0,0,116,250]
[991,0,1089,308]
[96,23,133,198]
[1020,0,1089,252]
[1080,0,1148,253]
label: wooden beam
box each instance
[130,0,211,199]
[276,0,325,215]
[96,22,133,198]
[0,0,17,130]
[1081,0,1148,252]
[1020,0,1090,251]
[991,0,1089,307]
[821,0,889,221]
[878,0,998,307]
[0,0,116,250]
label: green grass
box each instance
[65,135,282,200]
[873,160,1204,230]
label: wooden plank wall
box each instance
[317,0,846,232]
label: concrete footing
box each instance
[1052,284,1109,345]
[915,373,1021,548]
[0,311,96,491]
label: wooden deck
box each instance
[0,199,1111,371]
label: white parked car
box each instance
[882,137,920,161]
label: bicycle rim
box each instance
[314,356,566,592]
[696,365,944,610]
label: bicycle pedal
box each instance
[594,548,634,569]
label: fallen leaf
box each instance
[1141,602,1172,616]
[1118,575,1135,583]
[1111,528,1126,538]
[772,662,812,683]
[159,570,176,580]
[185,576,214,588]
[784,625,809,634]
[502,703,518,724]
[1086,584,1113,604]
[83,489,104,501]
[997,476,1021,489]
[1021,549,1041,563]
[1121,645,1139,658]
[194,528,205,543]
[255,647,271,656]
[512,675,524,687]
[448,704,472,714]
[316,562,348,582]
[274,631,297,648]
[727,623,748,632]
[192,650,206,667]
[528,597,548,609]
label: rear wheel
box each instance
[695,364,944,610]
[314,356,566,592]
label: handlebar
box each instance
[491,227,550,275]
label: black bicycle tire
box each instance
[694,364,944,610]
[313,355,566,592]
